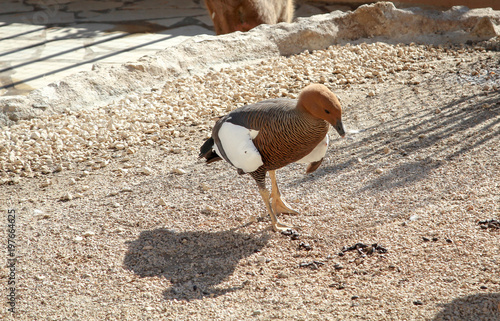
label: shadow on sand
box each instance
[123,227,271,301]
[433,293,500,321]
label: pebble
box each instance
[277,272,289,278]
[73,236,83,242]
[200,183,211,191]
[375,168,384,174]
[252,310,262,316]
[158,198,168,206]
[171,168,187,175]
[83,231,95,237]
[60,192,73,201]
[298,242,312,251]
[140,167,153,175]
[413,300,423,305]
[40,178,51,187]
[256,256,267,264]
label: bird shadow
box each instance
[123,226,271,301]
[432,293,500,321]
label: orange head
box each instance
[298,84,345,137]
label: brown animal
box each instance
[204,0,294,35]
[199,84,345,231]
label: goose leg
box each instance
[269,170,299,215]
[252,170,296,232]
[258,189,296,232]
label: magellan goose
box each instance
[199,84,345,231]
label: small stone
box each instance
[34,275,45,281]
[413,300,423,306]
[201,206,214,214]
[435,108,441,114]
[74,236,83,242]
[480,285,488,290]
[252,310,262,316]
[171,168,187,175]
[115,143,125,150]
[409,214,420,221]
[80,185,90,191]
[277,272,288,278]
[351,295,359,300]
[112,202,121,208]
[143,245,154,250]
[298,242,312,251]
[83,231,95,237]
[432,237,438,242]
[334,263,343,270]
[422,237,430,242]
[69,178,77,185]
[141,167,153,175]
[158,198,168,206]
[383,146,390,154]
[200,183,211,191]
[61,192,73,201]
[446,239,453,244]
[375,168,384,174]
[368,91,375,97]
[40,178,51,188]
[257,256,267,264]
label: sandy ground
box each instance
[1,40,499,320]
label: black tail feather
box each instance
[199,137,222,163]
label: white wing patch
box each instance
[216,122,263,173]
[295,134,329,164]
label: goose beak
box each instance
[332,119,345,138]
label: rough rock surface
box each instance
[1,2,499,126]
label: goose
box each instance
[199,84,345,231]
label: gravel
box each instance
[1,39,499,320]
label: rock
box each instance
[252,310,262,316]
[171,168,187,175]
[140,167,153,175]
[409,214,420,221]
[60,192,73,201]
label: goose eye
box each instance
[324,109,330,114]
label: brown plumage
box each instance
[199,84,345,231]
